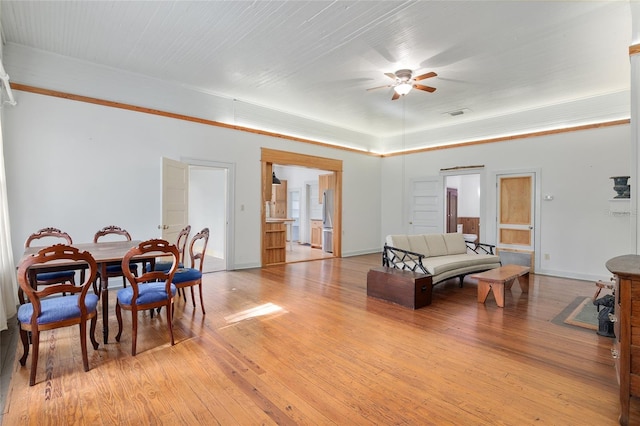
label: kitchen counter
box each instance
[266,218,295,223]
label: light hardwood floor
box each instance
[1,254,634,425]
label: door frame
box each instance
[261,148,342,266]
[440,168,485,239]
[488,168,541,271]
[182,157,235,270]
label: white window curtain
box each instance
[0,111,18,331]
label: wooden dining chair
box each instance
[17,244,99,386]
[23,227,77,300]
[172,228,210,314]
[93,225,138,288]
[115,239,180,356]
[146,225,191,272]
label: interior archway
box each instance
[261,148,343,266]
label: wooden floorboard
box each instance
[2,253,635,425]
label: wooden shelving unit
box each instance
[264,221,286,265]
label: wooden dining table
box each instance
[20,240,155,344]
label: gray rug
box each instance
[551,296,599,332]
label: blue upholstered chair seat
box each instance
[146,261,183,273]
[17,294,99,325]
[117,282,177,305]
[172,268,202,284]
[36,270,75,281]
[105,263,138,274]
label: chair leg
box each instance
[79,322,90,372]
[89,316,99,350]
[131,309,138,356]
[166,301,175,346]
[19,327,29,366]
[115,302,123,342]
[198,283,206,315]
[29,328,40,386]
[190,286,196,308]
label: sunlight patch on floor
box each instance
[223,303,288,326]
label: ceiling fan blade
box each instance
[414,71,437,81]
[384,72,397,80]
[413,83,437,93]
[366,84,392,91]
[391,91,400,101]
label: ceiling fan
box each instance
[367,69,437,100]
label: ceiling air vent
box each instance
[443,108,471,117]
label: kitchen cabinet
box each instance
[310,220,323,249]
[318,173,335,203]
[271,180,287,218]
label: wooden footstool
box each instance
[471,265,530,308]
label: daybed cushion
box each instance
[442,233,467,255]
[388,234,411,252]
[422,254,499,276]
[387,233,468,257]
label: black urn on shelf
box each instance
[610,176,630,199]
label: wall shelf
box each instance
[609,199,631,216]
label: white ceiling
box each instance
[0,1,633,153]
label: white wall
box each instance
[3,92,383,268]
[445,174,480,217]
[3,45,632,280]
[458,174,480,217]
[381,124,632,281]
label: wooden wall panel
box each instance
[500,229,530,246]
[457,217,479,236]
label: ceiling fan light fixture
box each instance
[394,83,412,96]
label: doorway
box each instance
[261,148,342,266]
[443,172,481,243]
[182,158,234,272]
[188,166,227,272]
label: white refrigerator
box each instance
[322,189,334,253]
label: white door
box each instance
[409,177,443,234]
[161,157,189,244]
[497,173,535,251]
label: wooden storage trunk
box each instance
[366,267,432,309]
